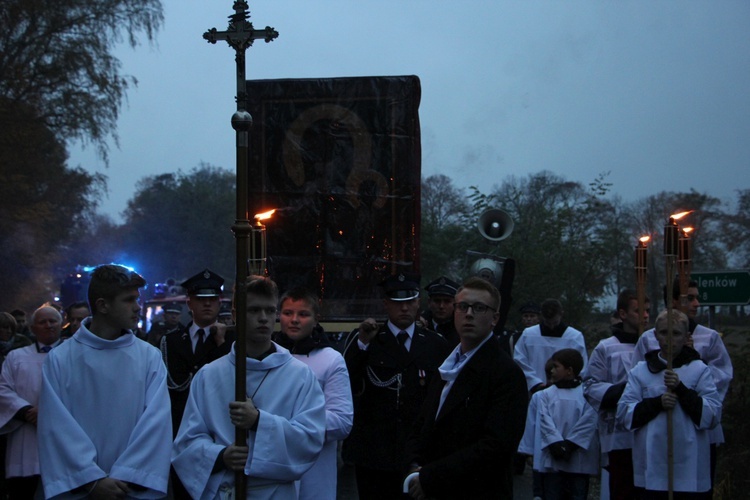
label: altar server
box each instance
[38,264,172,498]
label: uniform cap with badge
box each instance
[164,302,183,314]
[380,272,421,301]
[181,269,224,297]
[219,304,233,318]
[425,276,460,298]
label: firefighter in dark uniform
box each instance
[160,269,235,499]
[146,301,183,347]
[218,303,234,326]
[421,276,460,348]
[343,272,450,499]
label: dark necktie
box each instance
[40,345,51,353]
[195,328,205,353]
[397,330,409,352]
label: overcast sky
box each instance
[68,0,750,222]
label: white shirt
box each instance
[436,332,493,417]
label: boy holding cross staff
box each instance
[617,309,721,499]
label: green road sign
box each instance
[691,270,750,305]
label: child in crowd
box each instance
[536,349,598,500]
[519,358,556,500]
[617,309,721,499]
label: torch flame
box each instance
[639,235,651,244]
[670,210,693,221]
[254,209,276,221]
[682,227,694,235]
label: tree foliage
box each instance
[0,101,105,310]
[420,175,471,281]
[421,174,468,230]
[487,172,614,325]
[0,0,163,160]
[420,172,737,329]
[121,164,236,286]
[723,189,750,268]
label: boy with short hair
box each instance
[38,264,172,498]
[518,357,556,500]
[583,289,649,499]
[513,299,588,393]
[533,348,599,500]
[172,276,326,499]
[617,309,721,498]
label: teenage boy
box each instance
[618,310,721,497]
[172,276,326,499]
[38,264,172,498]
[405,277,528,499]
[514,298,587,393]
[583,289,649,500]
[632,279,732,493]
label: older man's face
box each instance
[32,307,62,345]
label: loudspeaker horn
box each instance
[478,209,514,242]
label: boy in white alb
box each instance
[583,289,649,500]
[518,357,555,500]
[38,265,172,498]
[172,276,326,499]
[533,348,598,500]
[514,299,587,393]
[618,310,721,498]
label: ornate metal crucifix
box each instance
[203,2,277,497]
[203,1,278,111]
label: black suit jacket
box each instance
[343,323,450,470]
[161,323,235,435]
[405,336,528,499]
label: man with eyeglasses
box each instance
[343,272,450,499]
[405,277,528,499]
[172,275,326,499]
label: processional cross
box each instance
[203,2,278,497]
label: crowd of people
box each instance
[0,264,733,500]
[515,282,731,500]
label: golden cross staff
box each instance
[203,2,278,497]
